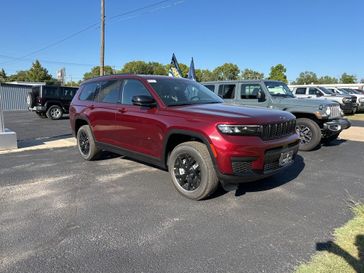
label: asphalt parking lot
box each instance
[1,112,364,273]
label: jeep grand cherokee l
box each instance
[70,75,300,200]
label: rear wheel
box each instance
[46,105,63,120]
[77,125,100,161]
[296,118,322,151]
[168,141,219,200]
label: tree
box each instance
[26,60,52,82]
[340,73,357,84]
[83,65,114,80]
[293,71,319,85]
[212,63,240,80]
[0,68,7,82]
[318,75,338,84]
[120,61,167,76]
[194,69,214,82]
[268,64,288,83]
[8,70,29,82]
[240,69,264,80]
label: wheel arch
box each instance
[163,129,217,169]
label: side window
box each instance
[295,87,306,95]
[95,80,121,104]
[240,84,262,99]
[204,85,215,92]
[309,88,318,95]
[121,79,151,105]
[62,88,77,99]
[44,86,60,98]
[79,82,98,101]
[218,84,235,99]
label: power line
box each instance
[0,0,183,66]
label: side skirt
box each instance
[95,142,166,170]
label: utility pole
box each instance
[100,0,105,76]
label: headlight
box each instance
[325,106,331,116]
[217,124,262,136]
[359,97,364,102]
[342,97,351,103]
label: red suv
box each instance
[70,75,300,200]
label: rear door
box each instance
[61,87,78,111]
[92,80,123,145]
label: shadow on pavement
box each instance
[316,235,364,272]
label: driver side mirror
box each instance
[316,91,323,97]
[257,91,266,102]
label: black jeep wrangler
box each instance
[27,85,78,119]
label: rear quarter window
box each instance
[295,88,306,95]
[79,82,98,101]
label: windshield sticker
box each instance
[147,79,157,83]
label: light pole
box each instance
[100,0,105,76]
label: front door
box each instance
[115,79,163,159]
[237,83,269,108]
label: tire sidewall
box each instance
[296,118,321,151]
[77,126,92,160]
[47,105,63,120]
[168,144,210,200]
[27,92,34,108]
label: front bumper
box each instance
[322,118,351,133]
[28,106,46,112]
[340,102,356,114]
[358,101,364,111]
[212,133,300,185]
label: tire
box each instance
[77,125,100,161]
[296,118,322,151]
[36,112,47,119]
[168,141,219,200]
[46,105,63,120]
[27,92,35,108]
[322,133,340,144]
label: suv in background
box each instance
[70,75,299,200]
[291,85,357,115]
[202,80,351,151]
[27,85,78,119]
[326,87,364,112]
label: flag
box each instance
[168,53,183,78]
[187,57,196,81]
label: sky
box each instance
[0,0,363,83]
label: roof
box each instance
[81,74,193,84]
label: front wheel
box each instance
[77,125,100,161]
[296,118,322,151]
[168,141,219,200]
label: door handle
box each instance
[118,108,127,113]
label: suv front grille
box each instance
[261,119,296,141]
[329,105,341,118]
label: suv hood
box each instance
[170,103,294,124]
[272,97,335,107]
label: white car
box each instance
[326,87,364,112]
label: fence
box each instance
[0,83,33,111]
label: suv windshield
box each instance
[318,87,334,95]
[148,78,223,106]
[264,81,294,98]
